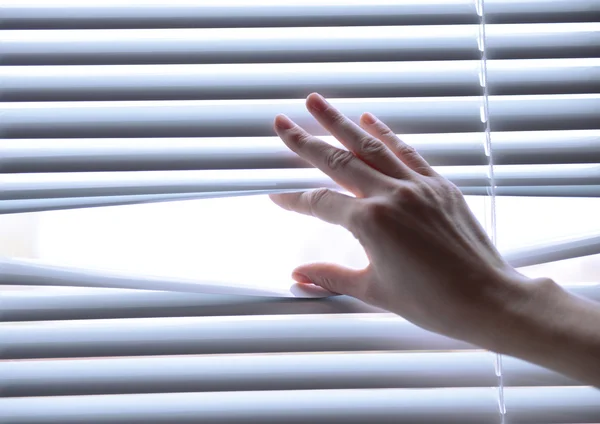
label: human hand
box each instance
[270,93,533,347]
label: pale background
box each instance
[2,193,599,292]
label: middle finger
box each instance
[306,93,411,180]
[274,114,385,197]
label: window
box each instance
[1,1,600,422]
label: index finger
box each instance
[274,114,386,197]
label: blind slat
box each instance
[0,26,481,65]
[0,352,500,397]
[1,284,597,322]
[2,24,597,66]
[0,0,479,29]
[0,388,501,424]
[2,130,599,173]
[1,352,579,398]
[4,184,600,215]
[0,191,299,215]
[462,185,600,198]
[3,0,598,29]
[1,95,597,139]
[2,59,597,102]
[3,165,599,200]
[504,233,600,269]
[0,314,473,360]
[0,289,381,322]
[504,387,600,423]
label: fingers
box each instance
[360,112,435,176]
[306,93,410,179]
[292,262,369,299]
[269,188,356,227]
[274,114,384,197]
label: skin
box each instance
[270,92,600,387]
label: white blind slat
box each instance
[2,24,597,65]
[0,351,499,397]
[504,386,600,423]
[2,284,597,322]
[2,58,597,102]
[0,0,480,29]
[0,388,501,424]
[2,165,599,201]
[2,130,599,173]
[3,0,598,29]
[1,95,596,139]
[0,314,474,360]
[0,26,481,65]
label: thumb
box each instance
[292,263,368,298]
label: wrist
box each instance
[484,275,568,356]
[475,273,560,354]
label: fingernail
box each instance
[362,112,377,125]
[308,93,328,112]
[275,114,295,130]
[292,272,313,285]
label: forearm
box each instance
[490,278,600,386]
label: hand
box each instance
[270,93,532,347]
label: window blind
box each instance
[1,1,600,423]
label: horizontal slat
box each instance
[2,59,598,102]
[0,25,481,65]
[0,352,499,397]
[3,237,598,297]
[0,61,482,101]
[3,387,599,423]
[505,233,600,269]
[0,97,483,138]
[0,289,381,322]
[491,130,600,165]
[463,185,600,197]
[0,256,333,298]
[0,314,473,359]
[0,169,338,201]
[0,388,502,424]
[504,387,600,423]
[1,352,580,398]
[0,0,480,29]
[1,95,598,139]
[487,58,600,95]
[2,0,598,30]
[3,165,600,200]
[1,184,599,215]
[2,130,599,173]
[502,355,587,387]
[485,23,600,60]
[2,23,598,66]
[0,191,301,215]
[486,94,599,132]
[1,284,597,322]
[485,0,600,24]
[2,184,598,215]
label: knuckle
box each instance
[396,143,418,158]
[287,129,312,148]
[328,110,347,126]
[357,137,388,159]
[390,184,417,202]
[353,200,394,226]
[325,149,354,171]
[306,188,331,214]
[377,125,396,140]
[317,276,338,293]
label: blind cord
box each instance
[476,0,505,422]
